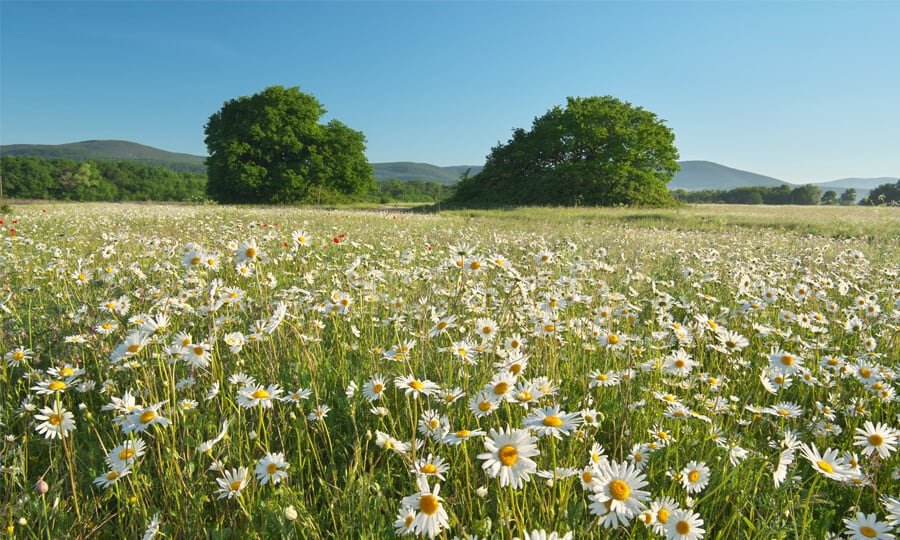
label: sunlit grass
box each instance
[1,203,898,539]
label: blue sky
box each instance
[2,1,899,183]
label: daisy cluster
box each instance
[0,204,898,539]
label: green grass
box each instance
[0,203,898,539]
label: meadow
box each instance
[0,203,898,539]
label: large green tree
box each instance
[204,86,375,204]
[452,96,680,207]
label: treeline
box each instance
[671,184,859,205]
[1,156,206,201]
[371,179,454,203]
[1,155,455,204]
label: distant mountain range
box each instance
[2,140,895,196]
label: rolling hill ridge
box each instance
[2,140,895,195]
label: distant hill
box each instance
[372,162,483,185]
[812,177,897,191]
[670,161,788,191]
[3,140,892,198]
[0,140,207,174]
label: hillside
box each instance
[372,162,483,185]
[0,140,207,173]
[670,161,788,191]
[2,140,893,198]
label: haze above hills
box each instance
[1,140,895,194]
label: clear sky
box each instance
[2,1,899,183]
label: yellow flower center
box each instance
[267,463,278,474]
[230,480,243,491]
[707,320,718,330]
[410,380,425,391]
[516,391,532,402]
[542,415,564,428]
[455,430,470,438]
[372,383,383,393]
[252,389,270,399]
[817,460,833,474]
[422,463,437,474]
[498,445,518,466]
[781,355,794,366]
[688,470,700,483]
[13,351,24,360]
[676,520,691,534]
[49,414,62,426]
[859,368,872,378]
[245,247,256,259]
[48,381,66,391]
[597,373,608,381]
[106,471,120,481]
[582,471,593,483]
[609,479,630,500]
[509,363,523,375]
[139,410,156,424]
[478,401,492,412]
[298,236,306,244]
[404,515,414,527]
[658,508,670,523]
[469,261,480,270]
[77,273,87,281]
[419,494,439,515]
[119,449,135,460]
[493,382,509,395]
[543,324,555,333]
[126,344,141,354]
[868,433,884,446]
[190,256,200,265]
[608,334,619,345]
[674,359,685,368]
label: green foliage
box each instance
[839,188,857,206]
[0,155,206,201]
[451,96,680,207]
[820,190,838,205]
[204,86,375,204]
[372,179,455,203]
[860,179,900,206]
[674,184,841,206]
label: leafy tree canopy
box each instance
[451,96,680,207]
[860,180,900,206]
[204,86,375,204]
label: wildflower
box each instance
[665,508,706,540]
[842,512,895,540]
[394,506,417,535]
[281,387,312,404]
[236,383,282,409]
[647,496,680,536]
[469,390,500,418]
[680,461,710,494]
[522,530,573,540]
[478,426,539,489]
[441,427,486,445]
[523,405,582,439]
[34,403,76,440]
[307,404,330,422]
[107,439,146,470]
[123,402,171,434]
[215,467,250,499]
[93,466,131,489]
[5,346,34,367]
[853,421,898,459]
[413,454,449,481]
[800,443,852,481]
[362,374,387,402]
[254,452,289,485]
[395,374,440,398]
[882,494,900,527]
[588,460,650,523]
[400,476,450,539]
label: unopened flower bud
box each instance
[34,479,48,496]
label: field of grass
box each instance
[1,203,898,539]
